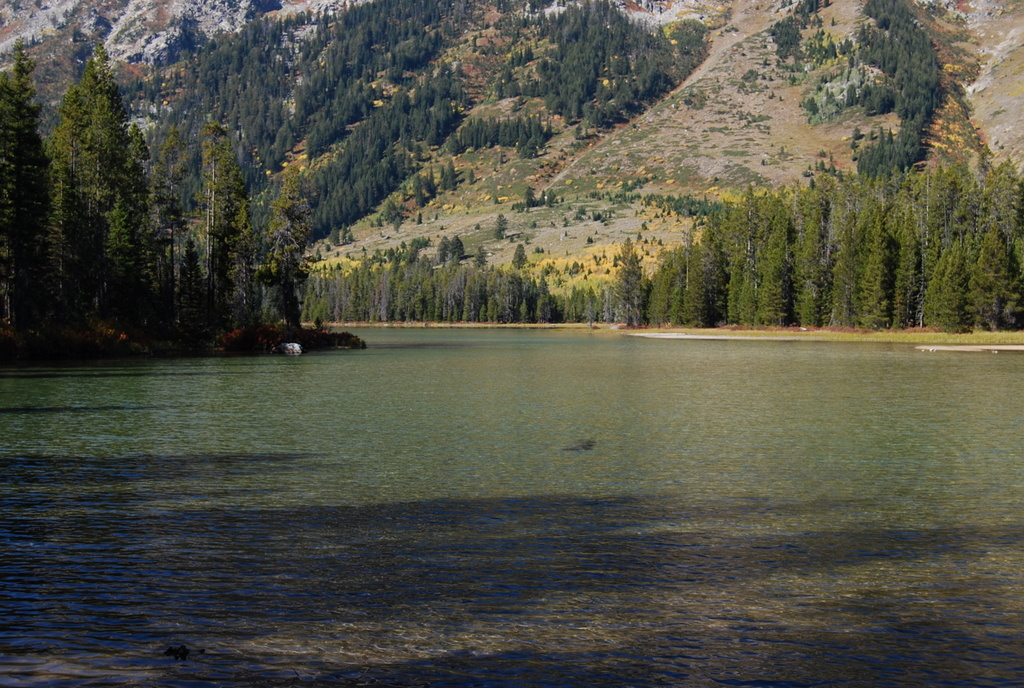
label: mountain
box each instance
[2,0,1023,269]
[0,0,349,64]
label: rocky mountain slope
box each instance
[965,0,1024,168]
[2,0,1022,271]
[1,0,348,63]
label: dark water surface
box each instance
[2,329,1023,686]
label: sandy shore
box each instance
[630,331,1024,351]
[914,344,1024,353]
[630,333,810,341]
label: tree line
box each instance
[301,236,652,327]
[646,163,1024,332]
[303,253,563,325]
[302,163,1024,333]
[0,43,315,352]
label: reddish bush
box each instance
[218,326,365,352]
[217,326,283,352]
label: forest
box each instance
[133,0,707,239]
[0,43,318,356]
[647,163,1024,332]
[3,0,1024,359]
[300,161,1024,333]
[0,0,708,355]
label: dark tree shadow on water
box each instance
[2,453,1023,687]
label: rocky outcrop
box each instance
[0,0,364,65]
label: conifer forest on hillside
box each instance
[2,0,1024,357]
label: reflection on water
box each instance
[0,405,160,414]
[2,331,1024,686]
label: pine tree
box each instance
[970,225,1019,331]
[436,236,451,265]
[829,208,858,327]
[681,243,709,326]
[178,235,209,344]
[793,184,831,327]
[615,238,646,326]
[0,41,49,329]
[231,204,261,329]
[645,246,680,326]
[855,204,894,329]
[47,43,153,325]
[512,243,528,270]
[755,200,793,326]
[890,201,922,329]
[151,126,187,322]
[449,235,465,264]
[261,168,312,329]
[199,122,250,329]
[924,240,971,332]
[440,160,458,191]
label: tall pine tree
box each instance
[260,168,312,329]
[47,44,153,325]
[199,122,251,330]
[0,41,49,329]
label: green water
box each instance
[2,329,1023,686]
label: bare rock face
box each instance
[106,0,282,63]
[1,0,711,65]
[0,0,361,65]
[0,0,90,56]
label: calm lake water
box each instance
[2,329,1023,687]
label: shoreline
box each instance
[329,322,1024,347]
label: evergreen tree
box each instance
[199,122,250,329]
[793,183,832,327]
[512,243,528,270]
[449,235,465,264]
[178,235,209,343]
[924,239,972,332]
[436,236,451,265]
[890,200,923,329]
[970,225,1019,331]
[681,243,710,326]
[440,160,458,191]
[829,204,858,327]
[151,126,187,322]
[47,43,153,325]
[615,238,646,326]
[261,168,312,329]
[231,203,261,328]
[855,204,895,329]
[0,41,49,329]
[645,246,680,326]
[755,199,793,326]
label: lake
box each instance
[2,328,1023,686]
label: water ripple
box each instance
[3,492,1023,686]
